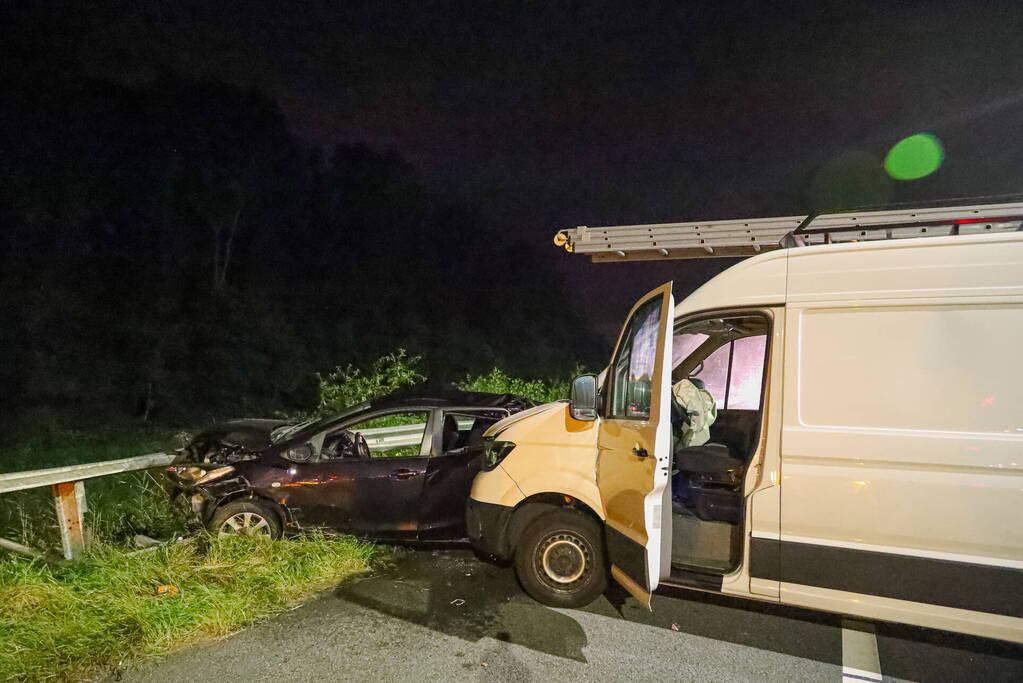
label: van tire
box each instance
[209,499,282,539]
[514,509,607,608]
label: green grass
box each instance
[0,427,377,681]
[0,533,376,681]
[0,424,187,472]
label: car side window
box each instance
[327,411,431,459]
[440,410,508,454]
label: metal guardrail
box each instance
[360,423,426,450]
[0,453,176,494]
[0,452,176,560]
[359,420,472,451]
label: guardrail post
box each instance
[52,480,86,560]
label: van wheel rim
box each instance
[539,532,590,585]
[219,512,271,537]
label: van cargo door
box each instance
[596,282,674,608]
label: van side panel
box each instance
[777,233,1023,640]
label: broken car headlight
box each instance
[481,439,516,471]
[195,466,235,485]
[166,465,235,486]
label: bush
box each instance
[460,367,573,404]
[316,349,425,416]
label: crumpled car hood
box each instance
[186,418,291,463]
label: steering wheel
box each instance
[354,432,371,459]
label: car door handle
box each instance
[389,468,419,480]
[632,446,649,458]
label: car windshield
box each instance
[269,402,371,443]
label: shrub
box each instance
[316,349,425,416]
[460,367,573,404]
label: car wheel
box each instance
[514,509,607,608]
[209,500,282,539]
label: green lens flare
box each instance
[884,134,944,180]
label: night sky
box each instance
[9,0,1023,337]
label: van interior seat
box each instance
[707,409,761,463]
[673,442,742,474]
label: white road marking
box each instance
[842,619,882,682]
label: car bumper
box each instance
[166,473,251,525]
[466,497,514,561]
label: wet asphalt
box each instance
[117,549,1023,682]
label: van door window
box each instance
[609,298,662,419]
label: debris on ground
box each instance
[156,585,179,597]
[450,598,465,606]
[133,534,161,549]
[671,623,680,631]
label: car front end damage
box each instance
[166,464,247,522]
[181,418,292,465]
[164,464,301,532]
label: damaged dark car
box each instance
[166,391,535,542]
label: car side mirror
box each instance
[285,443,313,462]
[570,374,598,421]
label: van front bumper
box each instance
[466,498,514,562]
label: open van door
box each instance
[597,282,674,607]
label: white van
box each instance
[467,201,1023,643]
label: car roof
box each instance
[280,389,537,445]
[368,389,535,411]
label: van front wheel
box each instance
[514,509,607,608]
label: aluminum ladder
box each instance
[553,199,1023,262]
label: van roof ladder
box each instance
[553,198,1023,263]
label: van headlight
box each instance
[481,439,516,471]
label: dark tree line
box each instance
[0,72,600,424]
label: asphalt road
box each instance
[119,549,1023,682]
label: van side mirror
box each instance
[570,374,598,421]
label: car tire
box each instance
[209,499,282,539]
[514,509,607,608]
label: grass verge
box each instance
[0,533,376,681]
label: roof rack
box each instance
[554,199,1023,263]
